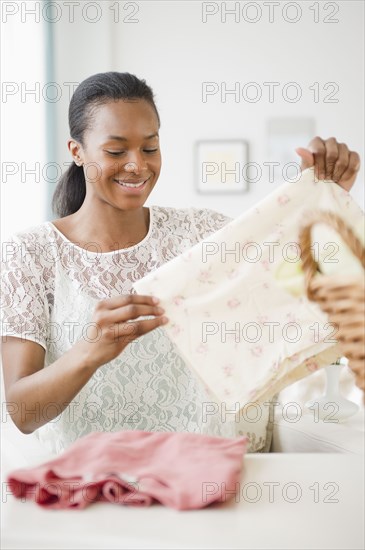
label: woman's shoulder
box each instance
[3,221,52,247]
[1,222,54,273]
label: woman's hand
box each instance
[77,294,168,370]
[296,137,360,192]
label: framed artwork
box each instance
[195,140,249,194]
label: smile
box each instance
[114,179,146,188]
[113,177,150,193]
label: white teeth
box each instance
[115,180,145,188]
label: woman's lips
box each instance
[113,176,150,194]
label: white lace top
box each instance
[1,206,272,454]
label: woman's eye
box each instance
[106,149,157,156]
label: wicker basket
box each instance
[298,210,365,394]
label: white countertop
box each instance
[1,452,364,550]
[272,409,365,454]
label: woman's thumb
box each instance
[295,147,314,170]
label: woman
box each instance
[1,72,361,454]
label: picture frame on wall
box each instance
[194,140,249,194]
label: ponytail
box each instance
[52,162,86,218]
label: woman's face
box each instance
[70,98,161,211]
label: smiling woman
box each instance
[51,73,162,251]
[2,72,258,455]
[1,71,362,456]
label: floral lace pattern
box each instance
[1,205,271,454]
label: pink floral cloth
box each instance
[134,168,364,410]
[6,430,247,510]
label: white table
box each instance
[272,409,365,454]
[1,452,364,550]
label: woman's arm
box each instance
[2,336,98,434]
[2,294,167,434]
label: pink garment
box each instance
[7,430,247,510]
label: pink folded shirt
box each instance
[6,430,247,510]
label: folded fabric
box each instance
[134,168,364,411]
[6,430,247,510]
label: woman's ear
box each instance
[68,139,84,167]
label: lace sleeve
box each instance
[1,235,48,349]
[189,207,233,242]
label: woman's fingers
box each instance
[307,136,326,180]
[98,303,165,325]
[92,293,166,327]
[298,136,360,190]
[323,137,339,180]
[336,150,361,192]
[90,293,168,342]
[332,142,350,182]
[295,147,314,171]
[96,293,160,311]
[78,294,169,369]
[113,315,168,343]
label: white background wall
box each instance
[110,0,364,216]
[1,0,364,238]
[1,10,47,238]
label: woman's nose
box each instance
[125,162,139,173]
[124,155,147,174]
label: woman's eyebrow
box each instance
[106,133,159,142]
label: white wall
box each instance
[0,2,115,239]
[2,0,363,238]
[110,0,364,217]
[1,13,47,239]
[51,5,115,189]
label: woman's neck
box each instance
[53,205,150,252]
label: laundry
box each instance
[134,168,365,411]
[6,430,248,510]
